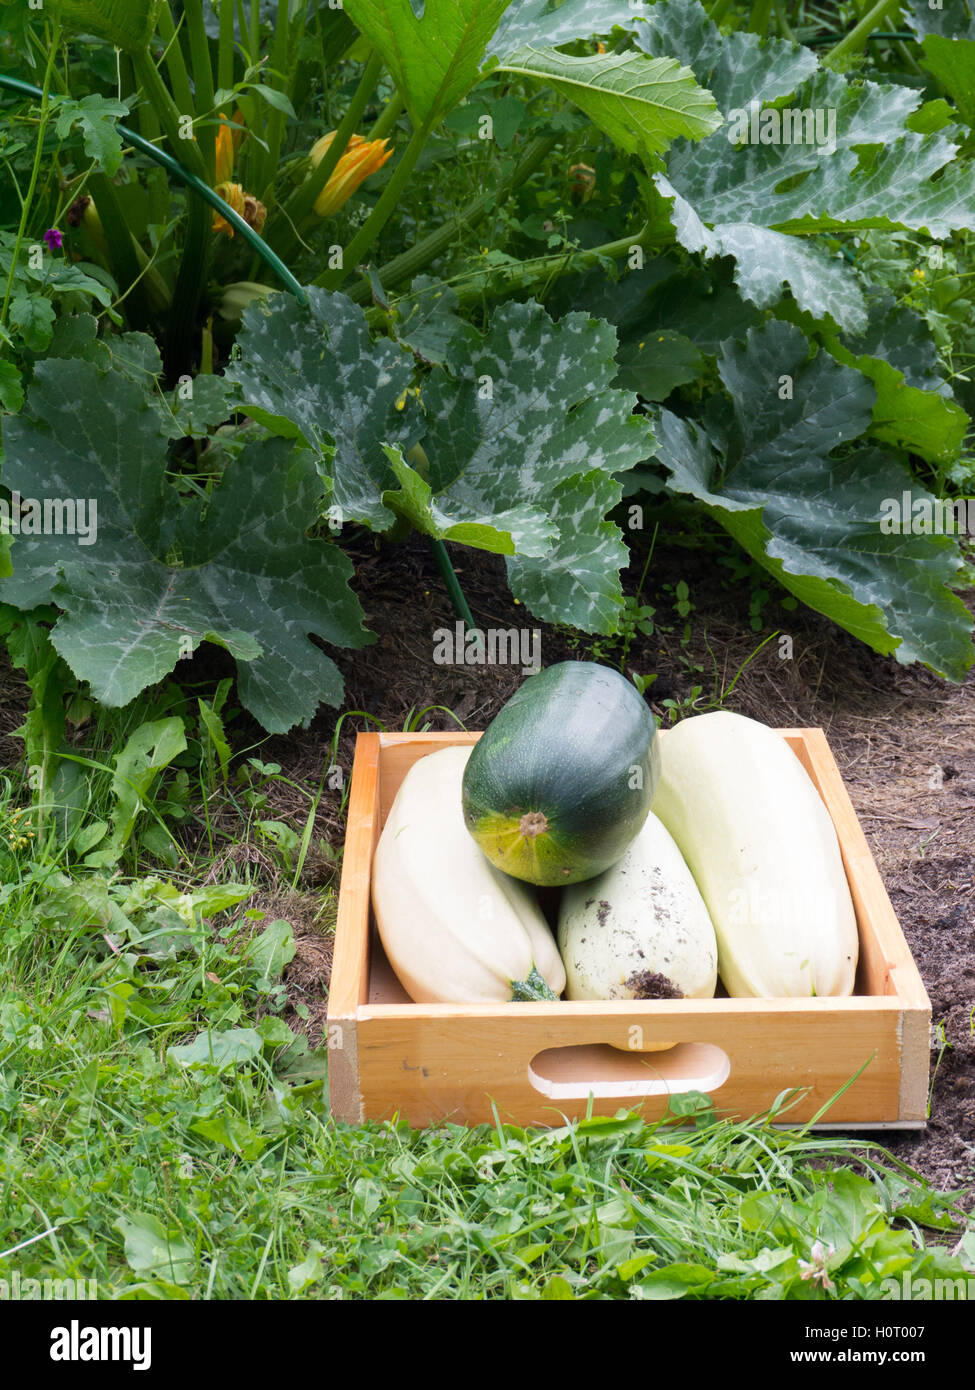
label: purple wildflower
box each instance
[43,228,63,252]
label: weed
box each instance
[929,1021,954,1118]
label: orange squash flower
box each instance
[213,182,267,238]
[308,132,393,218]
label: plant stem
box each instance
[894,39,924,77]
[131,46,211,372]
[748,0,774,36]
[218,0,235,98]
[430,539,476,630]
[707,0,734,23]
[249,0,260,60]
[184,0,217,177]
[131,47,208,182]
[823,0,900,67]
[392,221,664,315]
[314,119,430,290]
[0,22,61,335]
[370,90,405,140]
[235,0,249,56]
[168,194,210,373]
[86,170,154,330]
[346,134,557,304]
[271,50,384,255]
[773,0,797,42]
[155,3,196,120]
[254,0,293,199]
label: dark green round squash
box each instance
[461,661,660,886]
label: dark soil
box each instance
[626,969,684,1001]
[3,526,973,1197]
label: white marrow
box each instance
[372,746,565,1003]
[558,810,718,1004]
[651,711,858,998]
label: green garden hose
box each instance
[0,73,307,304]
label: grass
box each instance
[0,669,972,1301]
[0,817,973,1299]
[0,935,971,1301]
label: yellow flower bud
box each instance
[307,132,393,218]
[215,122,235,185]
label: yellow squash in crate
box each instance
[372,746,565,1004]
[558,808,719,1050]
[651,711,859,997]
[558,810,718,998]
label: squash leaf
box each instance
[342,0,511,130]
[636,0,975,330]
[380,444,556,557]
[46,0,162,53]
[0,359,373,734]
[654,321,973,680]
[487,0,649,58]
[663,65,975,238]
[506,468,631,633]
[397,300,657,634]
[495,45,722,161]
[225,289,417,532]
[634,0,817,110]
[231,294,656,634]
[905,0,975,128]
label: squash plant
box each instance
[2,0,975,741]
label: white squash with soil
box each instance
[372,745,565,1004]
[651,710,858,998]
[558,810,718,1049]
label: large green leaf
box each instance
[615,330,704,401]
[392,276,480,371]
[633,0,818,110]
[654,322,973,679]
[635,2,975,328]
[342,0,511,130]
[0,360,372,733]
[496,45,721,160]
[825,335,967,464]
[919,39,975,127]
[488,0,648,59]
[823,294,966,464]
[653,175,868,332]
[506,469,631,632]
[836,293,949,393]
[905,0,975,37]
[707,222,868,332]
[389,300,657,633]
[416,300,653,491]
[225,289,417,531]
[380,445,555,557]
[546,259,764,360]
[46,0,161,52]
[664,68,975,238]
[905,0,975,128]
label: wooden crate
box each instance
[328,730,930,1130]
